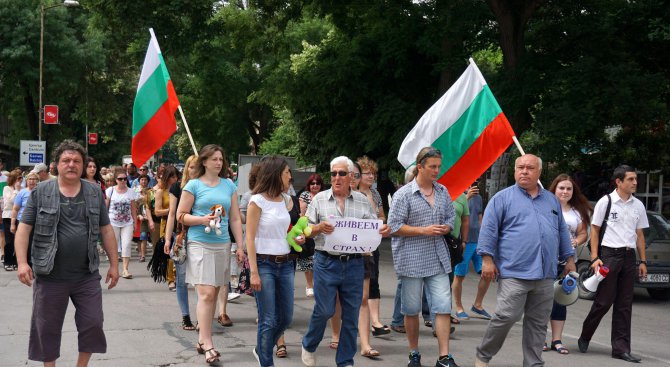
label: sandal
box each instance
[390,325,406,333]
[362,348,381,359]
[329,340,339,349]
[450,316,460,325]
[371,324,390,336]
[424,320,432,327]
[542,342,550,352]
[196,343,220,356]
[4,265,13,271]
[551,340,569,354]
[275,344,287,358]
[204,348,220,364]
[182,315,196,330]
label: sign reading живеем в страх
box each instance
[322,217,383,253]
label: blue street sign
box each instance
[29,153,44,163]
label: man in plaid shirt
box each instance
[388,147,458,367]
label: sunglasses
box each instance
[139,168,147,171]
[116,177,127,181]
[310,182,320,185]
[330,171,349,177]
[418,148,442,164]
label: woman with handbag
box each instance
[245,156,302,367]
[155,166,179,291]
[105,167,137,279]
[177,145,244,365]
[164,155,198,331]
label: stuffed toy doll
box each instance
[286,216,312,252]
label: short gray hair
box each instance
[330,156,354,172]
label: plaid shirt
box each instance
[306,188,377,254]
[388,180,455,278]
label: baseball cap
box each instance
[31,163,48,174]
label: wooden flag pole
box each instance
[178,105,198,156]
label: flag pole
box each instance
[178,105,198,156]
[512,136,526,155]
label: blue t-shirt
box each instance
[468,194,483,242]
[183,178,236,244]
[14,188,31,220]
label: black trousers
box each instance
[580,246,636,354]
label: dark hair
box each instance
[160,165,178,190]
[612,165,635,182]
[52,139,87,171]
[81,156,104,184]
[549,174,591,226]
[138,174,149,184]
[195,144,229,179]
[302,173,324,192]
[248,163,262,191]
[252,156,288,198]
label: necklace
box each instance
[423,186,434,197]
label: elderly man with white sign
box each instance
[301,156,390,367]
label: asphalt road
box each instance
[1,241,669,367]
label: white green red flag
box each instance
[398,58,515,197]
[131,28,179,167]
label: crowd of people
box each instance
[5,140,651,367]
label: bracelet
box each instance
[590,257,600,265]
[639,260,647,265]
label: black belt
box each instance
[256,254,297,263]
[602,246,635,253]
[317,250,362,262]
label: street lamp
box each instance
[38,0,80,141]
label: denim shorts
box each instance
[400,272,452,316]
[454,242,482,277]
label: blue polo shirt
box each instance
[477,184,574,280]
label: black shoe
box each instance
[436,355,459,367]
[371,324,391,336]
[408,350,421,367]
[578,338,589,353]
[612,352,641,363]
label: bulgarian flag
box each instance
[131,29,179,167]
[398,58,516,197]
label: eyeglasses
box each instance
[116,177,127,181]
[361,172,375,177]
[310,182,320,186]
[352,173,361,179]
[330,171,348,177]
[418,148,442,164]
[139,168,147,171]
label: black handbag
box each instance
[444,235,463,268]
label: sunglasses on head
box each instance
[330,171,348,177]
[418,148,442,164]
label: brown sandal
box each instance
[362,348,381,359]
[204,348,220,364]
[275,344,287,358]
[217,314,233,327]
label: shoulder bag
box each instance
[170,212,188,264]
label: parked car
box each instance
[576,211,670,301]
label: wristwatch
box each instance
[639,260,647,265]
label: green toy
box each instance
[287,216,312,252]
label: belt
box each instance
[602,246,635,253]
[317,250,362,262]
[256,254,297,263]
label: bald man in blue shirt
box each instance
[474,154,575,367]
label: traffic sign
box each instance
[44,105,59,124]
[19,140,47,166]
[89,133,98,145]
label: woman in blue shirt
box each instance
[177,144,245,364]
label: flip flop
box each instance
[362,348,381,359]
[275,344,287,358]
[329,341,339,349]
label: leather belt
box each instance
[317,250,362,262]
[603,246,634,253]
[256,254,297,263]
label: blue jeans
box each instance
[391,279,432,327]
[302,252,363,367]
[254,258,295,367]
[175,261,189,316]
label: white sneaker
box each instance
[252,347,260,366]
[306,287,314,298]
[227,292,241,301]
[301,346,316,366]
[475,356,489,367]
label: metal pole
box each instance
[38,3,44,141]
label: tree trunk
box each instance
[486,0,545,134]
[20,79,38,140]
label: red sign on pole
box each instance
[44,105,59,124]
[89,133,98,145]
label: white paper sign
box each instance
[323,217,383,253]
